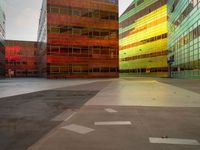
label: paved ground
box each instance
[0,78,111,98]
[157,78,200,94]
[0,78,200,150]
[86,78,200,107]
[29,106,200,150]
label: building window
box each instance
[73,8,81,16]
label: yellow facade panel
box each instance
[119,1,168,77]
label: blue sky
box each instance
[6,0,133,41]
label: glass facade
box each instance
[38,0,119,78]
[37,0,47,77]
[119,0,168,77]
[5,40,38,77]
[0,0,5,78]
[168,0,200,78]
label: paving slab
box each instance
[0,78,112,98]
[86,78,200,107]
[28,106,200,150]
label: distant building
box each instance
[168,0,200,78]
[37,0,119,78]
[5,40,38,77]
[0,0,5,78]
[119,0,168,77]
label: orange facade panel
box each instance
[5,40,38,77]
[47,34,118,46]
[47,0,118,13]
[48,14,118,29]
[47,55,118,64]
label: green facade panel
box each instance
[168,0,200,78]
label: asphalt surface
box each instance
[0,78,109,98]
[0,89,99,150]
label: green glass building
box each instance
[119,0,168,77]
[168,0,200,78]
[0,0,5,78]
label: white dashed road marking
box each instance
[61,124,94,134]
[105,108,118,113]
[149,137,200,145]
[94,121,132,126]
[64,112,77,121]
[51,110,74,121]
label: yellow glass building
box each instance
[119,0,168,77]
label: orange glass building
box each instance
[5,40,38,77]
[38,0,119,78]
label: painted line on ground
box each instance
[61,124,94,134]
[149,137,200,145]
[105,108,118,113]
[94,121,132,126]
[64,112,77,122]
[51,110,73,121]
[51,110,76,122]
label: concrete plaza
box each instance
[0,78,200,150]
